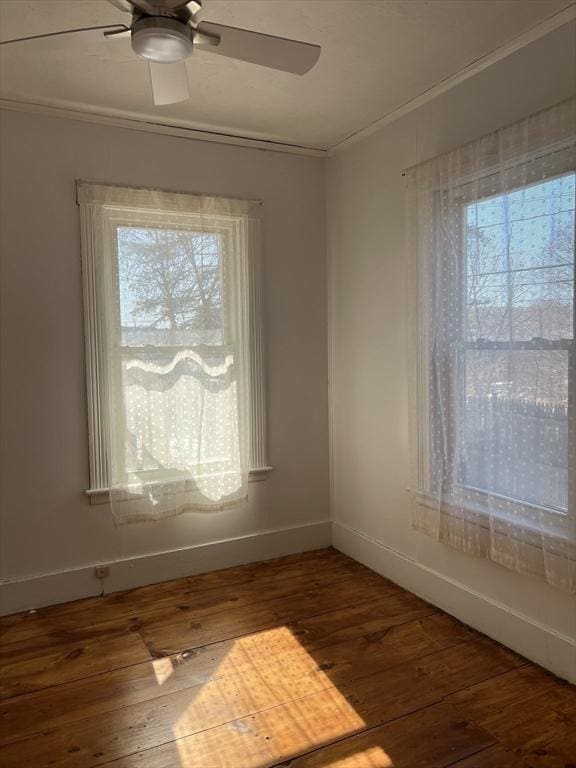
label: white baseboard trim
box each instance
[0,520,332,616]
[332,521,576,684]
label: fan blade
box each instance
[128,0,193,13]
[149,60,189,105]
[127,0,201,16]
[0,24,129,47]
[157,0,201,11]
[104,28,132,40]
[106,0,134,12]
[127,0,158,13]
[104,29,138,62]
[195,22,320,75]
[193,28,220,46]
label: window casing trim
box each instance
[79,181,271,506]
[415,162,575,541]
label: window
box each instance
[407,98,575,591]
[78,182,268,523]
[462,174,574,514]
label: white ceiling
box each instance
[0,0,572,149]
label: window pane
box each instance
[116,226,234,474]
[462,349,569,510]
[466,173,574,343]
[462,173,574,511]
[117,227,223,346]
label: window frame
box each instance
[78,181,271,505]
[422,165,575,539]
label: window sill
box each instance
[86,466,274,505]
[413,488,573,548]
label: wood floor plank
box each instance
[446,665,576,763]
[139,571,401,655]
[0,550,357,646]
[291,597,461,649]
[0,631,151,699]
[449,744,527,767]
[413,635,527,692]
[0,605,450,745]
[522,730,576,768]
[446,665,574,722]
[1,549,573,768]
[0,559,380,697]
[2,656,445,768]
[0,630,525,767]
[273,702,496,768]
[132,561,382,648]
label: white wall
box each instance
[327,22,576,681]
[0,111,330,607]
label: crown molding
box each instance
[0,97,327,158]
[329,3,576,155]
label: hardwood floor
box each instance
[0,548,574,767]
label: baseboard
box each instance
[0,520,332,616]
[332,520,576,684]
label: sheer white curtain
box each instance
[78,182,256,523]
[407,99,575,592]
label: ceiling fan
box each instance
[0,0,321,106]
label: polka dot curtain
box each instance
[78,183,256,523]
[406,99,576,592]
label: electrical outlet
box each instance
[94,565,110,579]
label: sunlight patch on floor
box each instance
[152,656,174,686]
[316,745,394,767]
[172,625,373,767]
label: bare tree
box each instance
[118,227,222,342]
[464,184,574,403]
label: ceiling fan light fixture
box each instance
[131,17,193,63]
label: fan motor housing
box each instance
[131,17,193,63]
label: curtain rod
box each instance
[400,96,575,177]
[401,143,574,184]
[75,179,263,206]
